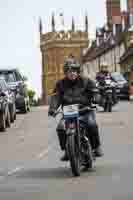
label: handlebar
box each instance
[52,104,97,117]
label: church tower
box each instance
[39,13,89,104]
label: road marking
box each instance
[7,167,23,176]
[37,146,52,159]
[6,145,55,177]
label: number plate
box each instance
[106,89,112,93]
[63,104,79,118]
[105,79,111,84]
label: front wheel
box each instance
[104,102,112,112]
[67,135,80,177]
[108,103,112,112]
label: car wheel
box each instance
[22,102,27,114]
[14,112,16,120]
[6,109,11,128]
[0,112,6,132]
[10,105,15,123]
[27,104,30,112]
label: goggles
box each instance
[65,67,79,73]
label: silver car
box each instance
[0,68,30,113]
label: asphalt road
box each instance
[0,102,133,200]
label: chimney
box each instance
[127,0,133,25]
[106,0,121,27]
[127,0,133,12]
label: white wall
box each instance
[83,43,125,79]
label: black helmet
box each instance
[64,55,80,73]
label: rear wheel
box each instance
[67,135,80,177]
[83,141,93,169]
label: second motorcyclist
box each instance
[96,62,118,104]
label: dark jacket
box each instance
[49,77,97,112]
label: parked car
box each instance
[0,79,11,131]
[0,68,30,113]
[111,72,129,100]
[0,77,16,123]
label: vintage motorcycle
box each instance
[97,78,118,112]
[54,104,96,177]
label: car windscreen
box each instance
[0,71,15,83]
[111,73,126,82]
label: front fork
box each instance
[66,120,80,158]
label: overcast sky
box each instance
[0,0,126,97]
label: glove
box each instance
[48,109,55,117]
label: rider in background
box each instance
[96,62,118,104]
[96,62,111,84]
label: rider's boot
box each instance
[93,146,103,157]
[60,151,69,161]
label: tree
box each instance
[27,89,36,106]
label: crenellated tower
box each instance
[39,13,89,104]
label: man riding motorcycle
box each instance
[48,55,103,161]
[96,62,118,104]
[96,62,111,82]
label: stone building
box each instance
[39,14,89,104]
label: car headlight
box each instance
[16,86,24,95]
[16,87,20,93]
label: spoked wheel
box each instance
[83,141,93,169]
[67,135,80,177]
